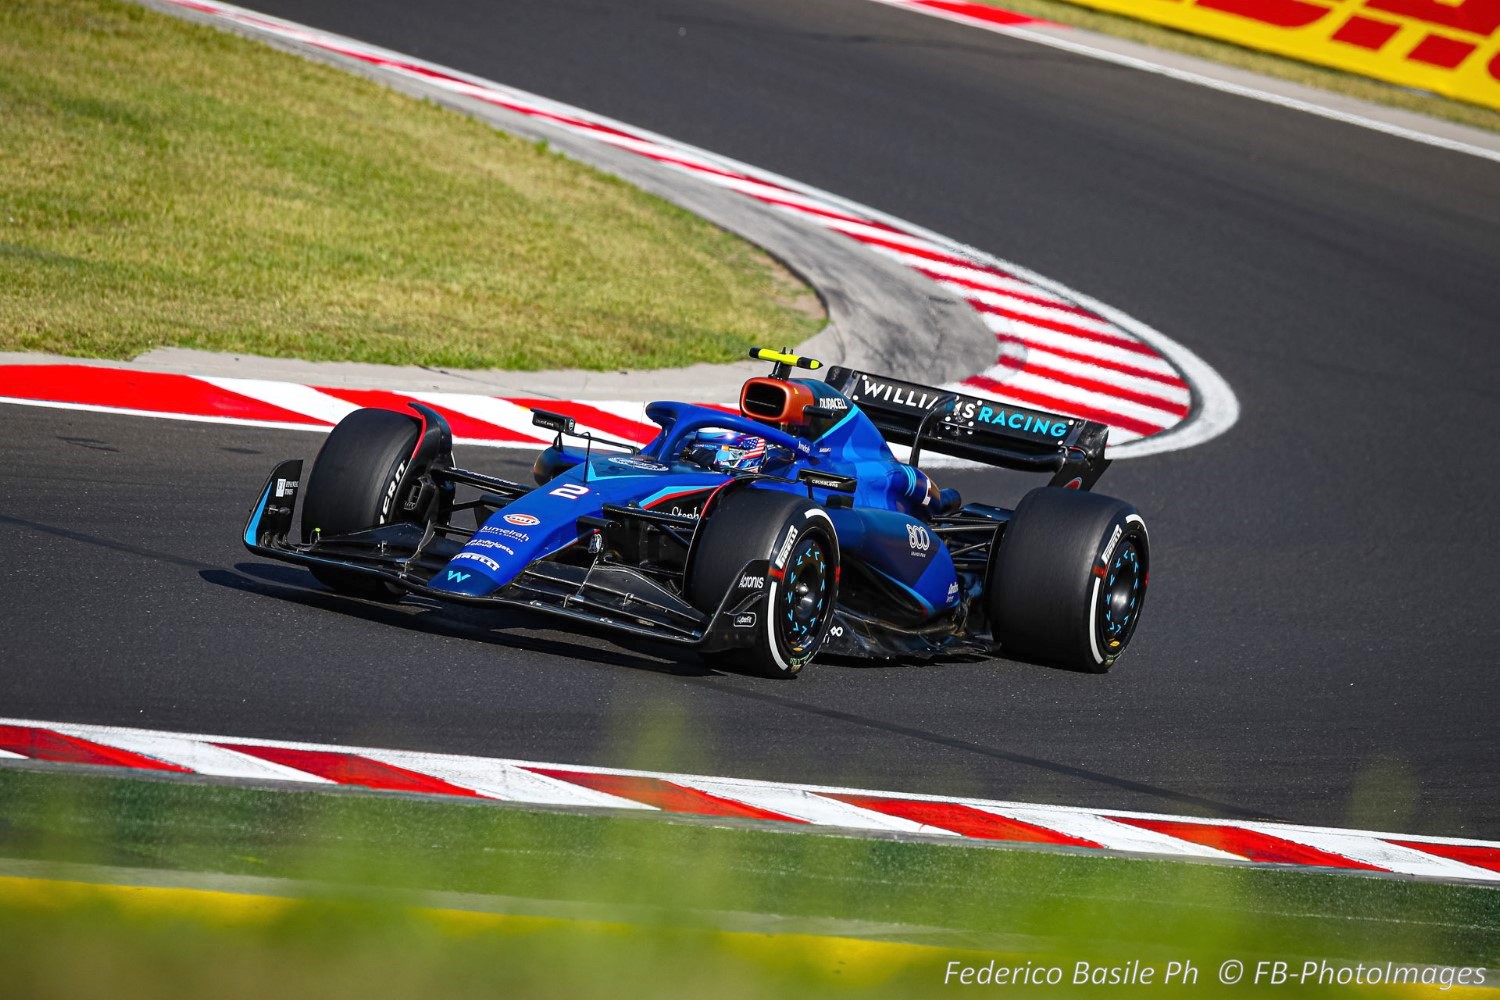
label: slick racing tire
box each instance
[987,487,1149,673]
[687,489,839,678]
[300,407,421,601]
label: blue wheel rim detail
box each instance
[1098,537,1144,655]
[780,537,829,655]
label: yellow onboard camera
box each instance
[749,346,823,379]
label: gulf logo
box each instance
[503,513,540,527]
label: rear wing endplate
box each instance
[823,367,1111,490]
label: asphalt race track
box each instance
[4,0,1498,836]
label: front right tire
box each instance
[299,407,421,600]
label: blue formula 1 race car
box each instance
[244,349,1149,677]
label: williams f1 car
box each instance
[244,348,1149,677]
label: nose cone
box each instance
[429,563,502,597]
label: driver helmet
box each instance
[687,428,766,473]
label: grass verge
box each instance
[975,0,1500,135]
[0,0,823,370]
[0,766,1495,997]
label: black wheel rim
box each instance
[1098,537,1145,657]
[779,536,830,656]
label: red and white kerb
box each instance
[1,718,1495,884]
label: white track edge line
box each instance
[865,0,1500,166]
[0,395,555,449]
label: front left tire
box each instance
[686,489,839,678]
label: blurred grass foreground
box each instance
[0,767,1496,998]
[0,0,823,371]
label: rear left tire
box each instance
[987,487,1149,672]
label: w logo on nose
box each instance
[445,570,470,583]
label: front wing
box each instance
[244,461,771,652]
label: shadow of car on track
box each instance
[221,559,1029,678]
[216,560,1067,682]
[206,562,745,679]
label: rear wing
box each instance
[823,367,1111,490]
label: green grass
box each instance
[0,0,823,370]
[0,765,1495,998]
[975,0,1500,134]
[0,900,936,1000]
